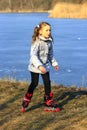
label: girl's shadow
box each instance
[26,89,87,112]
[54,89,87,109]
[26,102,44,112]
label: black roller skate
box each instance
[44,93,60,112]
[21,93,32,113]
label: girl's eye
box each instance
[46,29,51,32]
[48,29,51,32]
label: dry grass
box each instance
[49,2,87,19]
[0,80,87,130]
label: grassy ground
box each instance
[49,2,87,19]
[0,79,87,130]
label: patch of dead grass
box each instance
[49,2,87,19]
[0,80,87,130]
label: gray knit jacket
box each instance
[28,36,58,73]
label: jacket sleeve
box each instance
[48,43,58,67]
[30,43,43,68]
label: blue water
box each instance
[0,13,87,87]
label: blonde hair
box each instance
[32,22,53,44]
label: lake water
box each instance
[0,13,87,87]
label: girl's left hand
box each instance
[54,65,59,71]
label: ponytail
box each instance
[32,26,39,44]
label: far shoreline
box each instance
[0,10,87,19]
[0,2,87,19]
[0,9,49,13]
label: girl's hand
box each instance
[38,66,47,74]
[54,65,59,71]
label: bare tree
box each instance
[29,0,34,9]
[8,0,11,10]
[19,0,23,9]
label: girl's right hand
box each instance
[38,66,47,74]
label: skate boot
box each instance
[44,93,60,112]
[21,93,32,113]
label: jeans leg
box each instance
[41,72,51,95]
[27,72,39,94]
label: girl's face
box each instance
[39,25,51,39]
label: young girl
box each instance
[21,21,60,112]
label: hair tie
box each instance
[36,25,40,28]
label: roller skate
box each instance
[21,93,32,113]
[44,93,60,112]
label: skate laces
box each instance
[24,93,32,102]
[24,97,30,102]
[46,99,56,106]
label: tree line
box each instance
[0,0,86,12]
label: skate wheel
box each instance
[44,107,61,112]
[55,107,61,112]
[21,107,25,113]
[44,107,49,112]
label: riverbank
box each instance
[0,79,87,130]
[0,9,49,13]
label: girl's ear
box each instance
[39,30,42,35]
